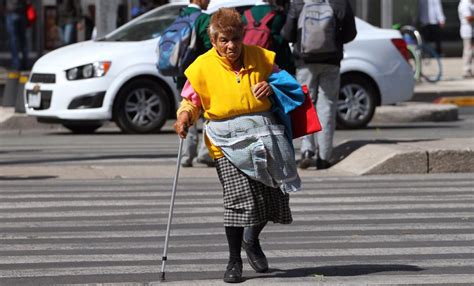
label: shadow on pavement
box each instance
[249,264,424,280]
[364,124,457,129]
[0,153,178,166]
[0,175,58,180]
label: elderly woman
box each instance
[174,8,301,283]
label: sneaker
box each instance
[462,72,473,79]
[180,157,193,168]
[316,158,331,170]
[223,260,243,283]
[242,239,268,273]
[298,150,315,170]
[197,156,216,167]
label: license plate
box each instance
[28,92,41,108]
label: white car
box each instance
[24,1,414,133]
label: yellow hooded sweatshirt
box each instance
[179,45,276,158]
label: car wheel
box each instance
[62,123,103,134]
[337,74,377,129]
[114,78,170,134]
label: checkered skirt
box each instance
[215,156,293,227]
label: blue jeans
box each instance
[181,120,211,165]
[296,64,340,161]
[60,23,76,45]
[5,13,28,70]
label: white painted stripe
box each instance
[0,260,473,278]
[1,185,472,195]
[1,247,474,264]
[1,233,473,251]
[0,195,473,209]
[1,223,473,240]
[0,212,472,228]
[0,204,472,219]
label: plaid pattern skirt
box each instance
[215,156,293,227]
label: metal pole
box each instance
[160,138,184,281]
[381,0,393,28]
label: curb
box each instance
[372,102,458,123]
[331,138,474,175]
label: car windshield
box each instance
[101,5,182,42]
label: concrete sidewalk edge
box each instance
[332,138,474,175]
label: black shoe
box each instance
[242,239,268,273]
[316,158,331,170]
[298,150,315,170]
[223,260,243,283]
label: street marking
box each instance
[434,96,474,106]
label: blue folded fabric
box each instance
[268,70,305,143]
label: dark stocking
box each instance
[244,222,267,244]
[225,226,244,262]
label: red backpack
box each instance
[243,9,276,50]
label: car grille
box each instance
[30,73,56,84]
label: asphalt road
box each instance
[1,107,473,169]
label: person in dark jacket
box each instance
[176,0,215,168]
[3,0,29,70]
[242,0,295,74]
[281,0,357,170]
[56,0,82,45]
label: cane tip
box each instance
[160,272,165,281]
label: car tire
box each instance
[114,78,170,134]
[337,74,377,129]
[62,123,103,134]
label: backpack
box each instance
[156,11,201,77]
[297,0,338,57]
[243,9,276,50]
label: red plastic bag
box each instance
[290,85,322,139]
[26,4,37,26]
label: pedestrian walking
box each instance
[3,0,29,70]
[56,0,83,46]
[170,0,214,168]
[419,0,446,55]
[242,0,295,74]
[174,8,302,283]
[281,0,357,170]
[458,0,474,78]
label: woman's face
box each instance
[212,31,243,64]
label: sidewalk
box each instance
[412,58,474,104]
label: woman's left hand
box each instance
[252,81,274,100]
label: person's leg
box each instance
[296,64,319,169]
[244,222,266,244]
[242,222,268,272]
[181,124,198,167]
[196,120,215,167]
[63,23,75,45]
[315,64,340,168]
[17,15,28,70]
[224,226,243,283]
[462,38,473,77]
[431,24,442,55]
[6,14,20,70]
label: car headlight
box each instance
[66,61,111,80]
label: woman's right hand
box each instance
[174,111,191,139]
